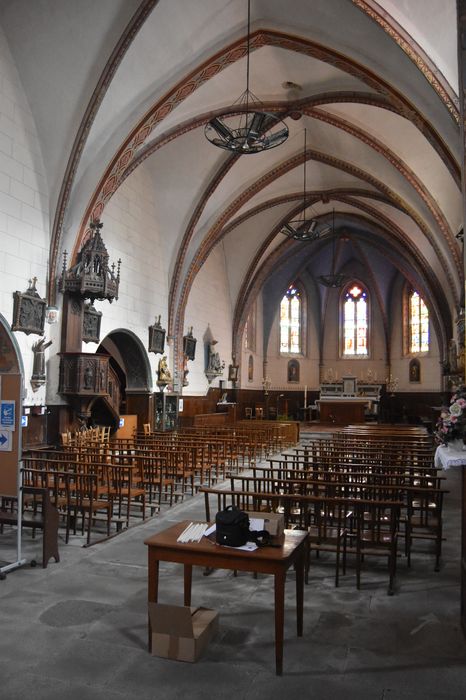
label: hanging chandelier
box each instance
[318,210,348,288]
[282,129,322,241]
[204,0,288,154]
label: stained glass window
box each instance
[280,285,301,354]
[244,305,256,351]
[343,284,368,356]
[409,291,429,353]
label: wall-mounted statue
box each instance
[207,339,223,373]
[157,355,172,388]
[205,338,224,383]
[449,338,458,373]
[31,337,52,391]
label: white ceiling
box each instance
[0,0,461,350]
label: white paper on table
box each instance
[204,524,216,536]
[249,518,264,530]
[227,542,258,551]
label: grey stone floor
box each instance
[0,458,465,699]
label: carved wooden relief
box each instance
[82,303,102,343]
[59,353,109,395]
[11,278,46,335]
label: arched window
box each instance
[342,283,368,356]
[408,290,429,353]
[248,355,254,381]
[280,285,301,354]
[244,303,256,352]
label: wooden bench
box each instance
[0,486,60,569]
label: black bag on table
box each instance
[215,505,271,547]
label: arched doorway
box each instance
[0,313,24,497]
[93,328,153,431]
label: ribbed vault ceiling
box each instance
[0,0,462,358]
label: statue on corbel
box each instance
[157,355,172,391]
[205,338,225,384]
[31,337,52,391]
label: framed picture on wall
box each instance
[342,376,357,395]
[228,364,239,382]
[183,330,197,360]
[148,316,166,354]
[11,279,46,336]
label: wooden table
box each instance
[144,520,307,675]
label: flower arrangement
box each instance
[436,386,466,445]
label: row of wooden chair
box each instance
[265,434,443,573]
[21,464,149,544]
[228,470,446,572]
[201,486,402,595]
[60,426,111,448]
[20,422,287,544]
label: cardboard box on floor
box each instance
[247,511,285,537]
[149,603,219,662]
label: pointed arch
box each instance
[279,282,307,356]
[403,284,430,355]
[341,281,370,357]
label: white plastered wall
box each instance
[321,287,387,385]
[0,24,50,407]
[241,290,265,390]
[183,241,233,395]
[389,277,441,392]
[77,163,169,392]
[264,288,320,391]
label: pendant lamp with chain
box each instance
[204,0,289,154]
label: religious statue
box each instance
[449,339,458,373]
[207,339,223,373]
[205,338,225,383]
[84,362,95,390]
[31,337,52,391]
[458,346,465,372]
[157,355,172,383]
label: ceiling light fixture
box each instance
[282,128,323,242]
[318,210,348,288]
[204,0,288,154]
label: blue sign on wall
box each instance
[0,401,15,430]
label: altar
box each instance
[318,376,381,423]
[317,398,368,424]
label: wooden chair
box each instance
[67,472,112,544]
[106,464,146,528]
[140,454,174,510]
[306,498,353,586]
[343,500,401,595]
[405,487,445,571]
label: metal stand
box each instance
[0,366,27,580]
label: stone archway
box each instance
[96,328,153,430]
[0,313,24,497]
